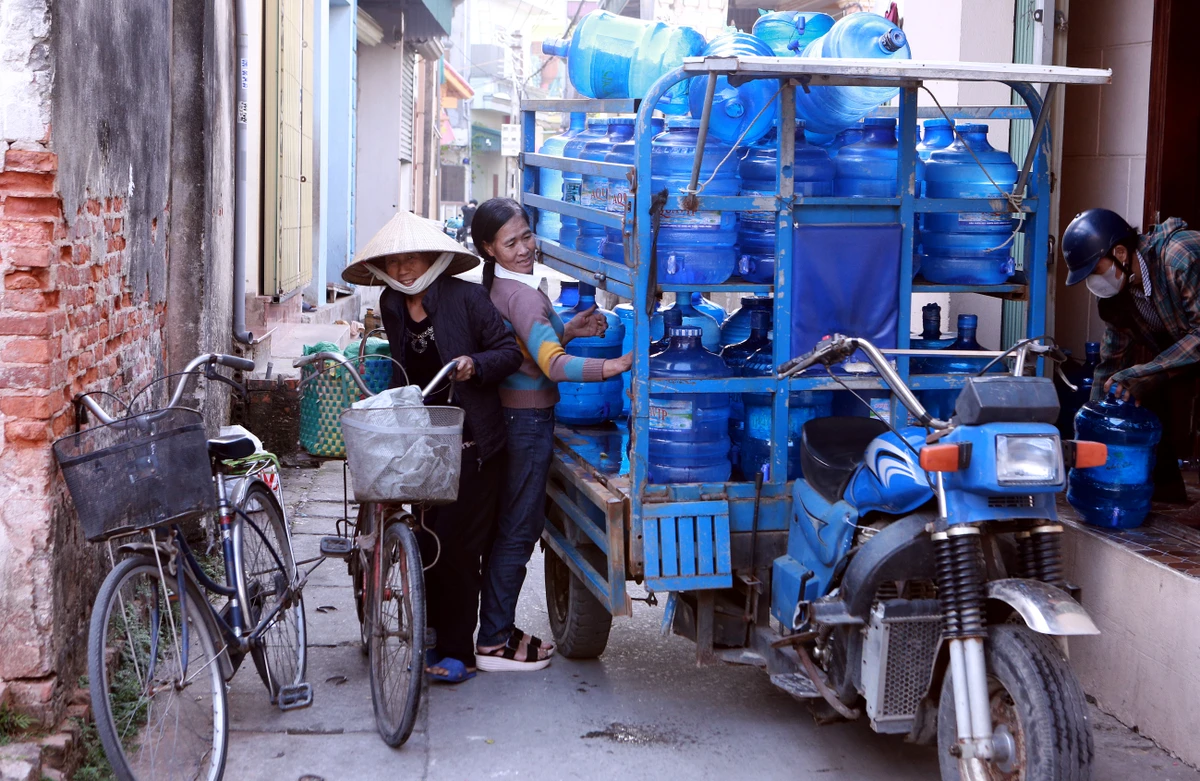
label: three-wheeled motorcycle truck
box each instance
[520,56,1111,780]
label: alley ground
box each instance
[224,462,1200,781]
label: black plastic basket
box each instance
[52,408,217,542]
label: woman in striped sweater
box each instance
[471,198,631,671]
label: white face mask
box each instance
[1085,263,1125,298]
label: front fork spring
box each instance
[1015,525,1065,587]
[933,527,987,639]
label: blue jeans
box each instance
[478,407,556,647]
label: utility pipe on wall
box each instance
[232,0,254,344]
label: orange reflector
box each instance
[1071,440,1107,469]
[920,443,962,472]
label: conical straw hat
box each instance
[342,211,480,286]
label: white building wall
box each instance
[1054,0,1153,355]
[327,1,357,281]
[355,40,411,254]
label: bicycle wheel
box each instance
[88,555,228,781]
[369,517,426,747]
[237,482,307,702]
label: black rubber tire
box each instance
[370,518,426,747]
[88,555,228,781]
[937,625,1094,781]
[239,483,308,702]
[544,546,613,659]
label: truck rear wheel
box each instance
[544,546,612,659]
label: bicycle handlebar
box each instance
[78,353,253,426]
[293,352,459,401]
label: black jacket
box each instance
[379,276,522,461]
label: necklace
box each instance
[407,323,435,354]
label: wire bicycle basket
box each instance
[340,401,464,505]
[52,408,217,542]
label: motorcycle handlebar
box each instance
[779,336,951,430]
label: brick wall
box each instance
[0,139,169,722]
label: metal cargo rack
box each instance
[518,58,1110,658]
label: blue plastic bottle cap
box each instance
[725,99,745,118]
[667,117,700,130]
[609,118,635,126]
[923,118,952,129]
[671,326,703,338]
[864,117,896,128]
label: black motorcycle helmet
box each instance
[1062,208,1137,286]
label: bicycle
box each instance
[53,353,312,781]
[293,350,462,748]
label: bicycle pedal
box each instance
[319,536,353,558]
[277,682,314,711]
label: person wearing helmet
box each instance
[1061,208,1200,502]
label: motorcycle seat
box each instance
[800,416,889,502]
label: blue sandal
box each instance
[425,651,476,684]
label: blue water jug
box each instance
[912,119,956,240]
[822,123,864,158]
[752,11,835,56]
[916,118,955,161]
[738,122,834,283]
[615,302,665,417]
[917,313,1002,419]
[542,11,706,115]
[648,326,732,483]
[920,123,1018,285]
[651,307,685,355]
[1056,341,1101,439]
[691,293,727,324]
[578,119,636,256]
[555,283,626,425]
[560,120,610,248]
[720,295,773,347]
[1068,395,1162,529]
[662,292,721,351]
[795,13,911,136]
[832,389,894,421]
[554,281,580,318]
[688,33,778,146]
[835,118,919,197]
[651,120,741,285]
[536,113,588,240]
[741,342,833,480]
[722,310,773,474]
[909,302,953,373]
[601,118,666,264]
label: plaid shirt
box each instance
[1093,218,1200,399]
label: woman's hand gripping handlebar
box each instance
[293,352,460,401]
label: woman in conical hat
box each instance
[344,211,522,683]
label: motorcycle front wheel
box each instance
[937,624,1094,781]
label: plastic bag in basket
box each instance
[341,387,463,503]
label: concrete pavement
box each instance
[224,462,1200,781]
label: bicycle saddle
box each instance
[208,434,257,461]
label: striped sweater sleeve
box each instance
[506,287,605,383]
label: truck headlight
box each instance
[995,435,1062,485]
